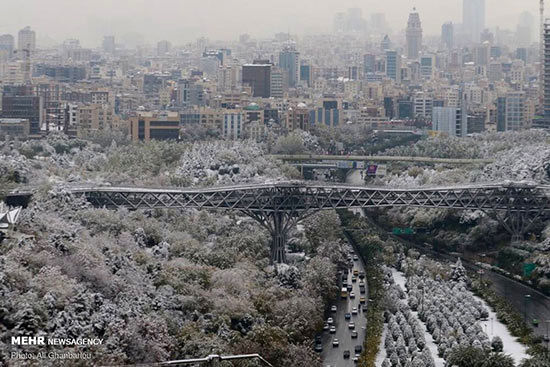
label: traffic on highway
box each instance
[317,245,368,366]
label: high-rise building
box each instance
[279,44,300,88]
[498,92,526,131]
[380,35,392,51]
[386,50,401,83]
[414,92,433,119]
[463,0,485,43]
[420,55,435,79]
[77,104,115,138]
[223,110,246,140]
[474,42,491,66]
[242,63,272,98]
[157,40,172,55]
[432,107,468,137]
[0,34,14,58]
[102,36,115,54]
[299,63,312,87]
[467,109,487,134]
[406,8,423,59]
[516,11,534,47]
[364,54,376,73]
[285,105,310,131]
[17,26,36,53]
[441,22,454,50]
[271,67,285,98]
[1,86,42,134]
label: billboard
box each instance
[366,164,387,176]
[336,161,365,169]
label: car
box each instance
[354,345,363,353]
[345,313,351,320]
[347,284,353,292]
[314,343,323,352]
[358,271,365,279]
[350,292,355,299]
[352,307,358,314]
[351,331,358,339]
[327,317,334,324]
[331,305,337,312]
[343,350,350,359]
[353,269,359,276]
[315,335,322,343]
[353,255,359,261]
[323,323,329,331]
[342,281,348,287]
[359,297,366,304]
[330,326,336,333]
[348,322,355,329]
[332,338,339,347]
[351,276,357,283]
[353,355,359,363]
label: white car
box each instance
[327,317,334,324]
[350,292,355,299]
[352,307,358,315]
[348,322,355,329]
[331,305,337,312]
[332,338,339,347]
[330,326,336,333]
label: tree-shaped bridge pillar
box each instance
[493,210,544,243]
[243,210,317,264]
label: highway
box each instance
[320,248,368,366]
[364,212,550,340]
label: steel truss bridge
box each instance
[60,181,550,264]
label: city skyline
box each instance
[0,0,542,47]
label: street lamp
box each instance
[524,294,532,323]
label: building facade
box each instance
[463,0,485,43]
[130,111,180,141]
[406,9,423,59]
[432,107,467,137]
[17,26,36,53]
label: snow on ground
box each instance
[375,324,388,366]
[475,297,529,365]
[392,268,529,366]
[391,268,446,367]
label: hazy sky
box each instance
[0,0,541,47]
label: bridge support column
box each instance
[493,210,543,243]
[243,210,316,264]
[270,212,288,264]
